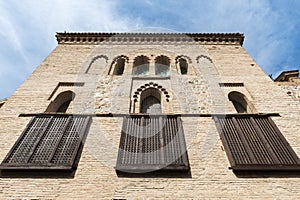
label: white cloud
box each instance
[0,0,299,98]
[0,6,27,61]
[0,0,141,99]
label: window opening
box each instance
[46,91,75,113]
[116,115,190,173]
[0,114,92,171]
[155,55,170,76]
[228,91,249,113]
[141,96,161,114]
[112,58,125,75]
[179,58,188,74]
[132,55,149,75]
[140,88,161,114]
[214,115,300,171]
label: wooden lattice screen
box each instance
[214,115,300,171]
[0,114,91,170]
[116,115,190,173]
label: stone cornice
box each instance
[274,70,299,82]
[56,32,244,46]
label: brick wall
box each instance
[0,35,299,199]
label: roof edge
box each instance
[274,70,299,82]
[55,32,244,46]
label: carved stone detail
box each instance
[56,32,244,46]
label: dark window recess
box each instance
[56,99,72,113]
[214,115,300,171]
[141,96,161,114]
[231,100,247,113]
[0,114,91,170]
[116,115,190,173]
[113,58,125,75]
[219,83,244,87]
[179,58,188,75]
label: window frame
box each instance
[214,114,300,171]
[0,114,92,171]
[115,115,190,173]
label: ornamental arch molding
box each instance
[108,55,129,75]
[130,82,171,113]
[85,55,109,74]
[175,55,192,75]
[154,55,171,76]
[132,55,150,75]
[196,55,213,64]
[175,55,192,64]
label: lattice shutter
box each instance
[0,115,91,170]
[214,115,300,171]
[116,115,189,172]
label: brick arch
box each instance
[154,55,171,64]
[85,55,109,73]
[132,55,150,75]
[133,55,150,65]
[45,90,75,113]
[154,55,171,76]
[112,55,129,63]
[175,55,192,75]
[131,82,173,113]
[108,55,129,75]
[196,55,213,63]
[140,88,162,114]
[228,91,256,113]
[132,82,170,103]
[175,55,192,64]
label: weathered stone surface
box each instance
[0,33,299,199]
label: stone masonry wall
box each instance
[0,38,299,199]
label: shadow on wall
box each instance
[45,91,75,113]
[234,170,300,178]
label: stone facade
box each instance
[274,70,300,101]
[0,33,299,199]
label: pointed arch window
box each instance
[46,91,75,113]
[109,56,128,75]
[155,55,170,76]
[57,99,72,113]
[228,91,252,113]
[179,58,188,75]
[141,96,161,114]
[113,58,125,75]
[140,88,162,114]
[132,55,150,75]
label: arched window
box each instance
[46,91,75,113]
[228,91,251,113]
[112,58,125,75]
[179,58,188,74]
[132,55,149,75]
[155,55,170,76]
[140,88,161,114]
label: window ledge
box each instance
[132,76,171,80]
[115,164,190,173]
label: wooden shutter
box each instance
[0,114,91,170]
[214,115,300,171]
[116,115,189,173]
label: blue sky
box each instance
[0,0,299,99]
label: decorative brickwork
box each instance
[56,32,244,45]
[0,32,299,199]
